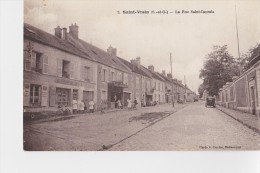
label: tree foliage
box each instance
[199,45,240,96]
[198,83,205,98]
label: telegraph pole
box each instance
[170,53,174,107]
[235,5,242,75]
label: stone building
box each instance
[218,54,260,118]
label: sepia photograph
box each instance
[22,0,260,151]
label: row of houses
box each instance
[23,23,196,113]
[217,54,260,118]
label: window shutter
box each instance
[41,85,48,106]
[23,83,30,106]
[42,54,48,74]
[70,62,75,79]
[57,59,62,77]
[49,86,56,107]
[31,52,36,71]
[24,51,31,71]
[106,69,109,82]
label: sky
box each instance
[24,0,260,93]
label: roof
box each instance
[24,23,130,73]
[117,57,151,78]
[24,23,90,60]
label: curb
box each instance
[216,105,260,135]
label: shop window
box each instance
[30,84,41,106]
[56,88,71,106]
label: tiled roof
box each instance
[117,57,151,78]
[24,23,90,60]
[24,23,130,73]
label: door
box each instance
[250,86,256,115]
[83,91,94,110]
[249,80,257,115]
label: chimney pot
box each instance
[69,23,79,39]
[54,26,62,38]
[148,65,154,72]
[107,46,117,57]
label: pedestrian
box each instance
[117,99,122,109]
[79,100,84,114]
[133,98,138,110]
[72,99,78,114]
[89,100,95,113]
[127,99,132,110]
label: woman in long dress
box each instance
[127,99,132,110]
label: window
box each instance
[73,89,78,100]
[117,72,123,82]
[84,66,91,81]
[56,88,71,106]
[102,69,107,81]
[123,73,128,85]
[111,71,115,81]
[24,51,48,74]
[136,76,139,89]
[62,60,70,78]
[30,84,41,106]
[101,90,107,101]
[57,59,74,78]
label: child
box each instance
[89,100,95,113]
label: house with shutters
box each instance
[23,23,133,112]
[144,65,166,103]
[23,23,98,112]
[118,56,153,106]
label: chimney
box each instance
[107,46,117,57]
[148,65,154,72]
[167,73,172,78]
[136,56,141,66]
[162,70,166,76]
[62,27,67,40]
[54,26,62,38]
[69,23,79,39]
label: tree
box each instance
[199,45,240,96]
[239,43,260,71]
[198,83,205,98]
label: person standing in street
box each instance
[133,98,138,110]
[72,99,78,114]
[89,100,94,113]
[127,99,132,110]
[117,99,122,109]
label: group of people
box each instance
[72,99,95,114]
[116,98,138,110]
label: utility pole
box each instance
[170,53,174,107]
[235,5,242,75]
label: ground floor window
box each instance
[30,84,41,106]
[56,88,71,106]
[73,89,78,100]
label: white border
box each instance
[0,1,259,173]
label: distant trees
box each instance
[199,45,240,96]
